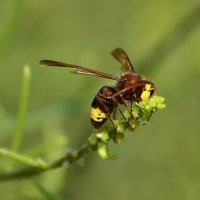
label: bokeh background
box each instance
[0,0,200,199]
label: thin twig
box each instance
[0,142,97,181]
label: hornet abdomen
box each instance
[90,86,117,129]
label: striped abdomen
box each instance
[90,86,116,129]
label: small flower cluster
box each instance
[88,95,166,159]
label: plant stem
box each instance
[11,65,31,151]
[0,148,48,169]
[0,142,97,181]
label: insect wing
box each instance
[111,48,135,73]
[40,60,119,81]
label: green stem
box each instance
[0,142,97,181]
[11,65,31,151]
[0,148,48,169]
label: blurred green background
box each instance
[1,0,200,199]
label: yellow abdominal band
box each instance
[91,107,106,122]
